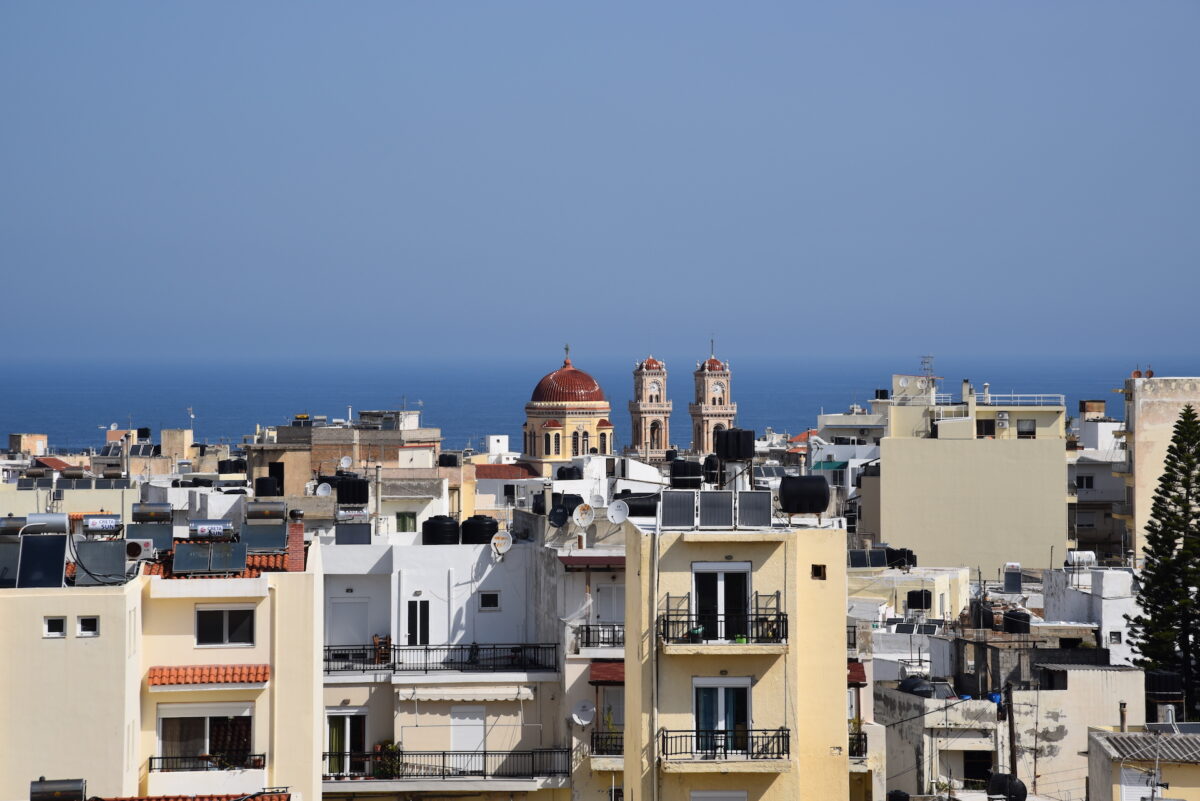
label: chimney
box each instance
[286,510,306,572]
[1119,701,1127,732]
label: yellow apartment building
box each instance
[0,517,322,801]
[1089,728,1200,801]
[624,491,849,801]
[857,375,1069,578]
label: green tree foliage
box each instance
[1128,404,1200,714]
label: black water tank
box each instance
[897,676,935,698]
[557,465,583,480]
[438,453,460,468]
[532,492,563,516]
[886,792,909,801]
[874,389,890,400]
[230,458,247,472]
[561,494,584,514]
[255,476,281,497]
[715,428,755,461]
[778,476,830,514]
[702,454,722,485]
[614,490,659,517]
[461,515,499,544]
[986,773,1027,801]
[137,426,152,441]
[907,589,932,610]
[664,449,678,462]
[669,460,703,489]
[970,599,994,629]
[337,478,370,505]
[422,515,460,545]
[1004,610,1032,634]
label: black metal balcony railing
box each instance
[149,753,265,772]
[658,612,787,644]
[591,729,624,756]
[578,623,625,649]
[322,749,571,780]
[324,643,558,674]
[849,731,868,757]
[660,729,790,760]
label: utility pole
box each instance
[1005,682,1018,782]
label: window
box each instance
[395,512,417,533]
[1076,475,1094,490]
[479,591,501,611]
[976,419,996,438]
[693,677,750,752]
[582,432,590,454]
[573,432,580,456]
[78,616,100,637]
[158,703,253,770]
[554,433,561,455]
[44,616,66,638]
[811,564,827,580]
[544,433,551,455]
[407,599,429,645]
[196,607,255,646]
[326,712,367,775]
[693,563,750,641]
[1017,419,1037,439]
[830,469,846,487]
[600,433,608,454]
[1109,630,1123,645]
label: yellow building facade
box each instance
[624,514,849,801]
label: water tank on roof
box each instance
[986,773,1027,801]
[61,467,86,480]
[438,453,460,468]
[337,478,370,506]
[532,492,563,516]
[132,503,172,524]
[245,501,286,521]
[101,468,124,479]
[255,476,281,497]
[613,490,658,517]
[885,792,908,801]
[557,465,583,480]
[906,589,932,611]
[1004,562,1022,593]
[702,454,722,486]
[0,516,26,533]
[461,515,499,544]
[715,428,755,461]
[897,677,935,698]
[422,515,460,545]
[778,476,830,515]
[30,780,86,801]
[664,449,678,462]
[875,389,890,401]
[561,494,584,514]
[669,460,703,490]
[1003,610,1031,634]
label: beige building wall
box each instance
[8,433,48,456]
[160,428,195,464]
[847,567,971,621]
[0,484,138,518]
[876,437,1068,577]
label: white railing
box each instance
[976,393,1065,406]
[934,407,970,420]
[890,394,955,406]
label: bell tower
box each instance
[689,347,736,453]
[628,356,672,460]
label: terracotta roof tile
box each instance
[148,664,271,686]
[530,358,607,403]
[588,661,625,685]
[598,419,614,428]
[848,661,867,686]
[475,463,540,480]
[542,419,563,429]
[142,551,294,579]
[35,456,74,472]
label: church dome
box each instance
[638,355,664,371]
[700,357,726,372]
[530,358,606,403]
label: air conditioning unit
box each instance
[125,539,156,561]
[997,420,1009,429]
[996,411,1010,420]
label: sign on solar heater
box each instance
[172,543,211,573]
[736,491,772,528]
[698,491,734,528]
[660,491,696,529]
[16,535,67,588]
[75,540,128,585]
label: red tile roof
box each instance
[35,456,74,472]
[530,358,607,403]
[475,463,540,480]
[148,664,271,686]
[542,419,563,429]
[700,357,726,372]
[637,356,664,371]
[588,661,625,685]
[143,552,291,580]
[598,419,614,428]
[848,660,867,686]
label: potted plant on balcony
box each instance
[688,626,704,644]
[373,740,400,780]
[249,755,265,769]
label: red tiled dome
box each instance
[638,355,664,371]
[530,358,606,403]
[701,357,726,371]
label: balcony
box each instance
[592,728,624,756]
[659,729,790,771]
[658,612,787,652]
[578,623,625,650]
[324,643,558,674]
[146,753,267,795]
[849,731,868,758]
[322,748,570,781]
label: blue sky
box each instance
[2,3,1197,364]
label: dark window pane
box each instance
[227,609,254,644]
[197,610,224,644]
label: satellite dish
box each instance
[591,494,606,507]
[571,700,596,726]
[491,531,513,555]
[339,456,353,470]
[109,422,118,431]
[548,505,569,528]
[572,504,595,528]
[316,483,333,497]
[608,500,629,525]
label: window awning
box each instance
[398,686,534,702]
[589,661,625,685]
[811,461,848,470]
[848,661,867,687]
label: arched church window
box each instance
[600,433,607,453]
[544,433,551,454]
[582,432,590,454]
[572,432,580,456]
[554,433,561,455]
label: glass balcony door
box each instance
[693,564,749,641]
[694,682,749,754]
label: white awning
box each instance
[399,686,534,702]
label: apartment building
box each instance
[624,490,850,801]
[856,374,1070,577]
[0,510,321,801]
[1089,728,1200,801]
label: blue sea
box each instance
[1,355,1193,454]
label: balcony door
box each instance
[326,712,366,776]
[451,705,486,775]
[328,600,368,647]
[694,677,750,754]
[693,563,750,641]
